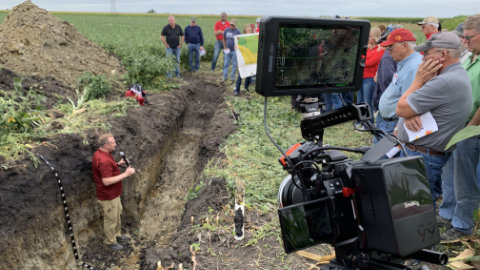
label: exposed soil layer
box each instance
[0,70,237,269]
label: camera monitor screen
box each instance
[256,17,370,96]
[278,197,335,253]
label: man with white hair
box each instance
[417,16,441,40]
[396,32,472,208]
[377,29,423,138]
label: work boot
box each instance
[440,228,470,243]
[116,235,130,243]
[435,215,452,229]
[110,243,123,250]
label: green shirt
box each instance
[463,54,480,121]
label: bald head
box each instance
[168,16,175,27]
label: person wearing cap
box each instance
[418,16,441,40]
[372,24,403,136]
[222,19,241,83]
[452,22,472,64]
[211,12,230,71]
[255,17,261,33]
[184,17,204,72]
[161,16,184,77]
[377,29,423,139]
[437,14,480,241]
[395,32,472,210]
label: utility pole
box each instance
[110,0,116,13]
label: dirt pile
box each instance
[0,1,124,87]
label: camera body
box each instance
[277,142,439,258]
[256,17,447,269]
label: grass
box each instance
[0,77,139,166]
[203,92,371,207]
[200,86,479,268]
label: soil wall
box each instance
[0,90,188,269]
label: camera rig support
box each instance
[276,97,448,270]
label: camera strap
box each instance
[39,154,96,270]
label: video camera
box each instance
[256,17,447,269]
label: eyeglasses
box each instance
[423,49,443,57]
[464,33,479,41]
[386,42,402,51]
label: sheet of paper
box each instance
[200,47,206,56]
[234,33,259,78]
[404,111,438,142]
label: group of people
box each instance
[160,12,260,95]
[160,15,204,76]
[92,14,480,251]
[357,15,479,242]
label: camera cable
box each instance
[290,160,321,191]
[353,120,408,157]
[264,97,294,167]
[39,154,96,270]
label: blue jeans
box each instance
[166,47,181,77]
[234,73,252,93]
[357,78,375,122]
[438,136,480,234]
[323,92,353,112]
[188,43,200,71]
[223,50,237,80]
[402,147,450,207]
[211,40,224,71]
[372,114,398,144]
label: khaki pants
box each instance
[98,196,122,245]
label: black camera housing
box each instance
[256,16,370,97]
[277,143,440,256]
[258,17,448,269]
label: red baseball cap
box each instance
[379,28,416,47]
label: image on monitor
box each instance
[275,25,361,89]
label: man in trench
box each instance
[92,133,136,250]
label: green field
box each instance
[0,10,469,83]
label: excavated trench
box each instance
[78,75,236,269]
[0,73,236,270]
[139,126,205,245]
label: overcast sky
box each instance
[0,0,477,18]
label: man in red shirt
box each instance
[92,134,135,250]
[211,11,230,71]
[255,17,261,33]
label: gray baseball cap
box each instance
[414,32,461,52]
[453,22,464,37]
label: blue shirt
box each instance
[373,51,397,110]
[223,27,241,50]
[379,52,423,119]
[184,25,204,46]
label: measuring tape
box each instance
[39,154,96,270]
